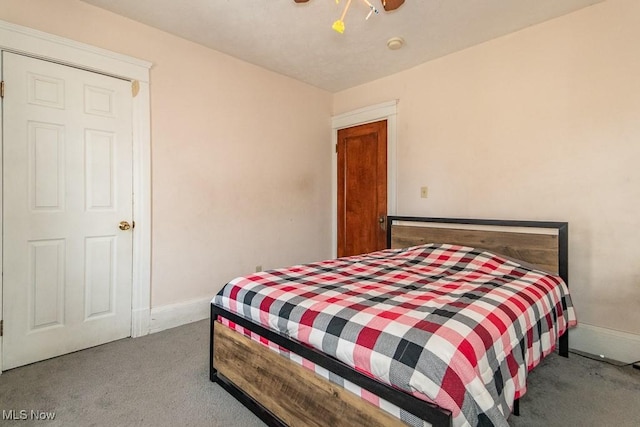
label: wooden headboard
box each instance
[387,216,568,284]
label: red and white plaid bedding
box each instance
[214,244,577,427]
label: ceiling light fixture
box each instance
[294,0,406,34]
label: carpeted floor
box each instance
[1,319,639,426]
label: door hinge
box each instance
[0,319,3,337]
[335,143,338,153]
[131,80,140,98]
[1,80,5,98]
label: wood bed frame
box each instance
[210,216,569,427]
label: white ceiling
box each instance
[80,0,603,92]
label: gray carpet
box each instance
[1,319,639,426]
[0,320,263,427]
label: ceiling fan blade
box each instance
[381,0,405,11]
[293,0,309,3]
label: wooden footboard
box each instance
[211,306,453,427]
[213,321,404,427]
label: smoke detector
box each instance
[387,37,404,50]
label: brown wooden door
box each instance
[337,120,387,257]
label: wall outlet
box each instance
[255,265,262,272]
[420,186,429,198]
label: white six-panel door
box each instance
[2,52,133,370]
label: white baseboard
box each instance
[149,296,212,334]
[570,323,640,364]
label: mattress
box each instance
[214,244,577,426]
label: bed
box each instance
[210,216,576,427]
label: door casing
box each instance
[331,101,398,259]
[0,19,152,373]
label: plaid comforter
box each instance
[214,244,577,427]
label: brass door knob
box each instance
[119,221,131,231]
[379,216,386,231]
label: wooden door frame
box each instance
[331,101,398,259]
[0,20,152,373]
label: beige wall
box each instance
[334,0,640,336]
[0,0,334,307]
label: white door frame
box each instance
[0,20,152,372]
[330,100,398,259]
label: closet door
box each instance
[2,52,134,369]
